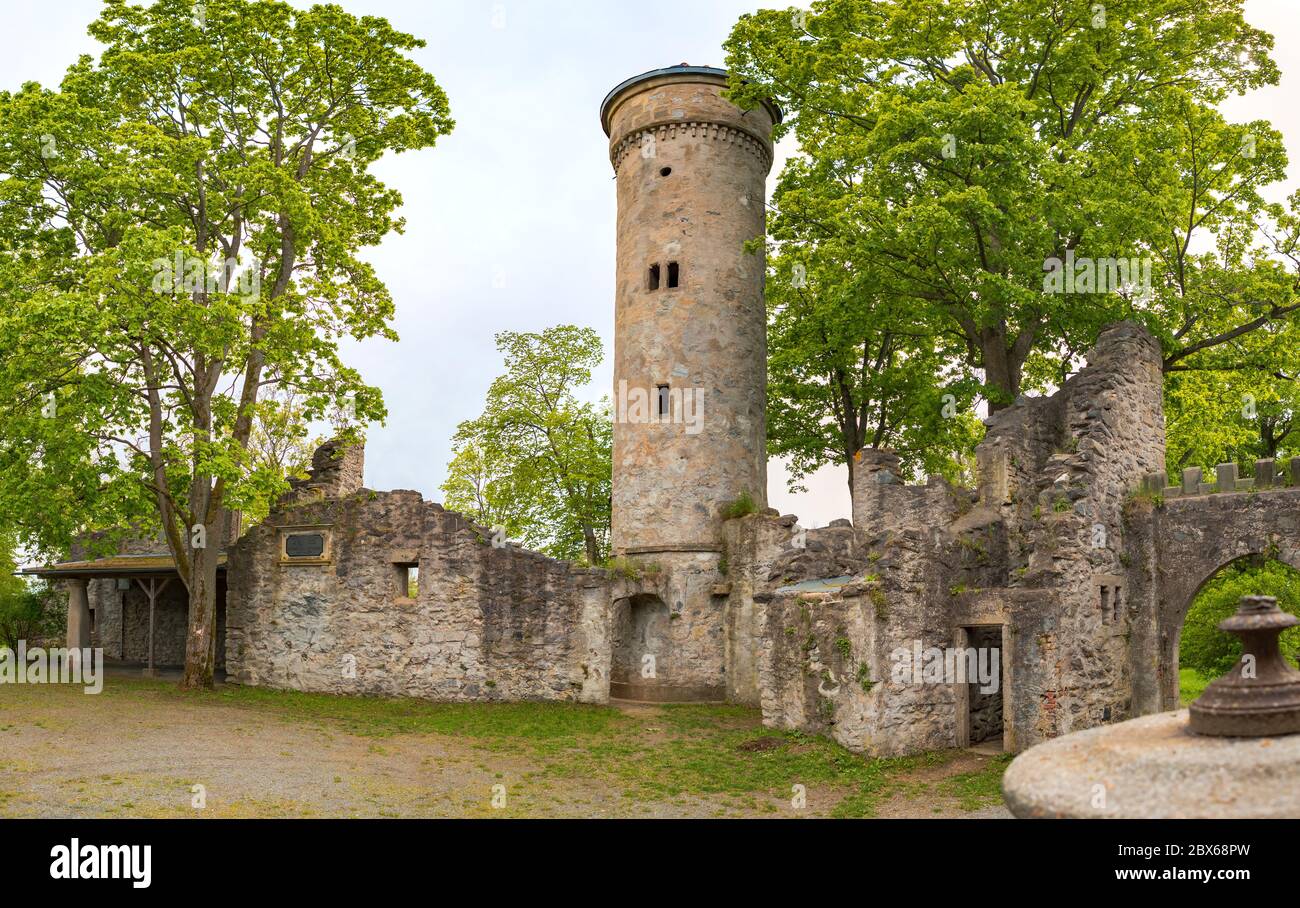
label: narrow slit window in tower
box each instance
[667,262,680,288]
[648,264,661,291]
[657,384,670,419]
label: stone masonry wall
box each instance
[736,321,1170,756]
[225,484,612,704]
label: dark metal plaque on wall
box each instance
[285,533,325,558]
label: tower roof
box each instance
[599,64,783,136]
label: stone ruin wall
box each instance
[732,322,1170,755]
[608,553,730,702]
[721,487,1009,756]
[1008,322,1166,740]
[224,477,613,705]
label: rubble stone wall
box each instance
[741,322,1177,755]
[225,485,612,704]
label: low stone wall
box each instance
[225,488,612,704]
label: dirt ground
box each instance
[0,674,1012,819]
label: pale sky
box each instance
[1,0,1297,530]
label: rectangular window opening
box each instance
[647,264,661,291]
[656,384,670,418]
[667,262,680,288]
[396,563,419,600]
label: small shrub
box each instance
[721,491,759,520]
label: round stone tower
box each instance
[601,65,779,701]
[602,64,779,557]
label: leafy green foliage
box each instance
[0,0,453,686]
[1163,324,1300,476]
[0,529,62,652]
[0,583,64,653]
[721,490,760,520]
[441,326,611,564]
[766,248,985,490]
[1180,559,1300,678]
[725,0,1299,483]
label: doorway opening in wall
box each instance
[610,593,670,701]
[956,624,1007,752]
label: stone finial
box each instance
[1189,596,1300,737]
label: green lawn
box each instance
[0,677,1012,818]
[192,683,1011,817]
[1179,667,1213,706]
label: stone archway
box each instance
[1148,489,1300,710]
[1157,549,1300,710]
[610,593,671,700]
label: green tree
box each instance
[725,0,1294,419]
[0,531,61,652]
[243,385,323,525]
[1180,558,1300,679]
[441,326,611,564]
[1163,296,1300,474]
[765,191,986,495]
[0,0,453,688]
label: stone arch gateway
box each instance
[1125,486,1300,712]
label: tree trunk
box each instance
[180,534,220,689]
[583,525,600,565]
[980,328,1021,411]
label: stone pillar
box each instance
[66,578,90,650]
[851,448,904,532]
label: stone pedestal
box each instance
[1002,710,1300,818]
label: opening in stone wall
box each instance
[394,563,419,600]
[667,261,680,288]
[647,263,660,291]
[610,593,671,700]
[962,625,1004,749]
[1178,556,1300,707]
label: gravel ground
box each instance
[0,675,1013,819]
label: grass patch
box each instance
[934,753,1013,811]
[0,676,1014,818]
[721,490,759,520]
[203,685,628,744]
[1179,667,1213,706]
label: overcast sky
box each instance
[2,0,1297,529]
